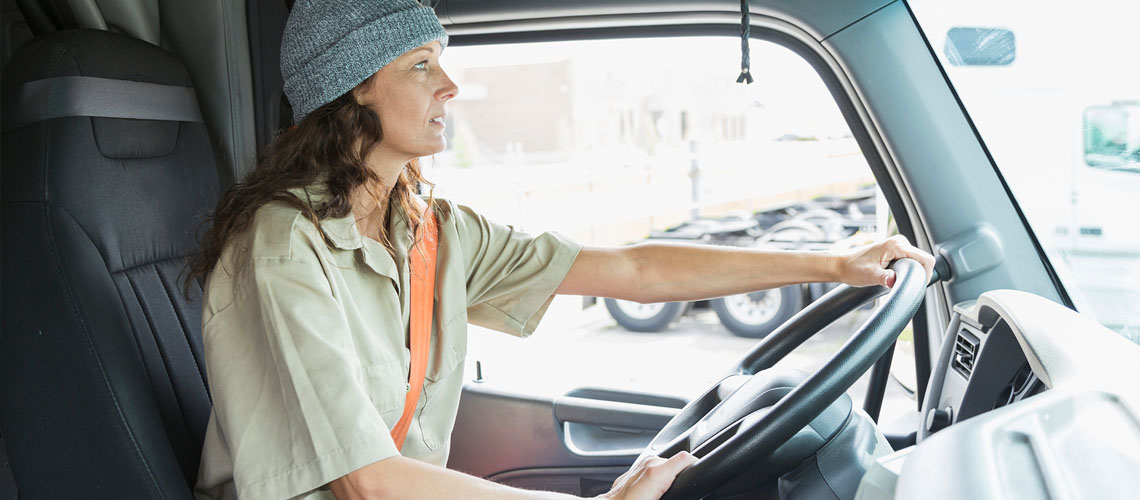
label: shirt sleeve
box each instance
[202,252,401,500]
[451,203,583,337]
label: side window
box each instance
[434,37,914,423]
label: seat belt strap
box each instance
[390,206,438,451]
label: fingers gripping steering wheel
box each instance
[643,259,928,500]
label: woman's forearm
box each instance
[628,242,838,303]
[329,455,579,500]
[555,236,932,303]
[555,242,838,303]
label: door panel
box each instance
[556,388,684,457]
[447,383,687,495]
[491,467,633,498]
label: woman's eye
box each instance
[414,61,428,70]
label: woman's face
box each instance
[355,41,458,160]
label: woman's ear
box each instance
[353,72,381,107]
[352,84,369,107]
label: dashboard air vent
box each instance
[952,329,980,379]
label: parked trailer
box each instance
[603,191,876,338]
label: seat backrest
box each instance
[0,28,218,499]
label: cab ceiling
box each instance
[434,0,894,42]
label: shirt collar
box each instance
[287,183,414,282]
[287,184,363,251]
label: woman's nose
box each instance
[436,72,459,101]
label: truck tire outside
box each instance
[603,298,686,332]
[711,285,804,338]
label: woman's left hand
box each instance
[833,235,936,288]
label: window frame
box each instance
[444,20,937,411]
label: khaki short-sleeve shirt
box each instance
[193,185,581,500]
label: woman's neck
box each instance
[353,145,411,242]
[350,182,392,242]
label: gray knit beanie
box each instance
[281,0,449,123]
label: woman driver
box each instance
[188,1,935,498]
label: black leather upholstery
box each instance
[1,29,218,499]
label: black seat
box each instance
[1,28,218,498]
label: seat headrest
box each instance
[1,28,219,274]
[2,29,197,159]
[14,0,160,45]
[3,28,189,89]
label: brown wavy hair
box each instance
[184,74,433,293]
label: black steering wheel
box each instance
[644,258,929,500]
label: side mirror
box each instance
[1084,101,1140,172]
[944,27,1016,66]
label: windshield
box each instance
[910,0,1140,342]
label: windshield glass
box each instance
[910,0,1140,342]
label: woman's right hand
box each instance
[597,452,698,500]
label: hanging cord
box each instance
[736,0,754,84]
